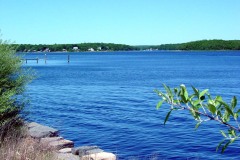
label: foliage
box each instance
[155,84,239,153]
[0,39,33,142]
[12,40,240,52]
[138,39,240,50]
[14,42,138,52]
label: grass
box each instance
[0,125,57,160]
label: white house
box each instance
[88,48,94,52]
[97,47,102,51]
[73,47,79,50]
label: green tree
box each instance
[0,39,33,142]
[155,84,239,153]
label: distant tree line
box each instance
[14,43,139,52]
[137,40,240,50]
[13,40,240,52]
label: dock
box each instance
[21,55,70,64]
[21,58,39,64]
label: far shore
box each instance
[17,50,240,53]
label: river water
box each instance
[24,51,240,159]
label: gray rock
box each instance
[71,146,99,155]
[85,148,104,155]
[28,122,40,128]
[40,136,63,144]
[56,153,79,160]
[82,152,117,160]
[27,122,59,138]
[48,139,74,149]
[58,148,72,153]
[39,135,74,150]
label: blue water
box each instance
[24,51,240,159]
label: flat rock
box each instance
[85,148,104,155]
[82,152,116,160]
[58,148,72,153]
[49,139,74,149]
[56,153,79,160]
[72,146,99,155]
[27,122,59,138]
[40,136,63,144]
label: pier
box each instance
[22,58,39,64]
[22,55,70,64]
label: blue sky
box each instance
[0,0,240,45]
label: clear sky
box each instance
[0,0,240,45]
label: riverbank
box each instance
[27,122,116,160]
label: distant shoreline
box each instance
[14,39,240,52]
[17,50,240,54]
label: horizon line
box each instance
[12,39,240,46]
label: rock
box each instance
[27,122,59,138]
[72,146,99,155]
[28,122,39,128]
[58,148,72,153]
[56,153,79,160]
[82,152,116,160]
[85,148,104,155]
[40,137,74,150]
[40,136,63,144]
[40,136,74,150]
[48,139,74,149]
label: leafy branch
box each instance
[155,84,239,153]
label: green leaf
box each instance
[191,101,201,110]
[199,89,208,99]
[193,99,200,106]
[234,113,238,120]
[180,95,187,103]
[208,104,217,114]
[180,84,188,102]
[221,139,235,153]
[191,86,199,96]
[223,112,230,123]
[220,130,227,138]
[156,100,164,109]
[173,99,180,104]
[231,96,237,109]
[195,122,201,130]
[183,89,188,101]
[216,139,225,152]
[230,129,236,137]
[163,84,173,100]
[215,96,223,103]
[207,93,212,100]
[217,110,222,117]
[217,100,234,116]
[217,138,236,153]
[155,90,169,101]
[190,109,200,120]
[189,94,195,100]
[164,109,173,125]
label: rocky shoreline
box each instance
[27,122,116,160]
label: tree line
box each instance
[13,40,240,52]
[137,40,240,50]
[14,43,138,52]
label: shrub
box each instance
[0,39,33,142]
